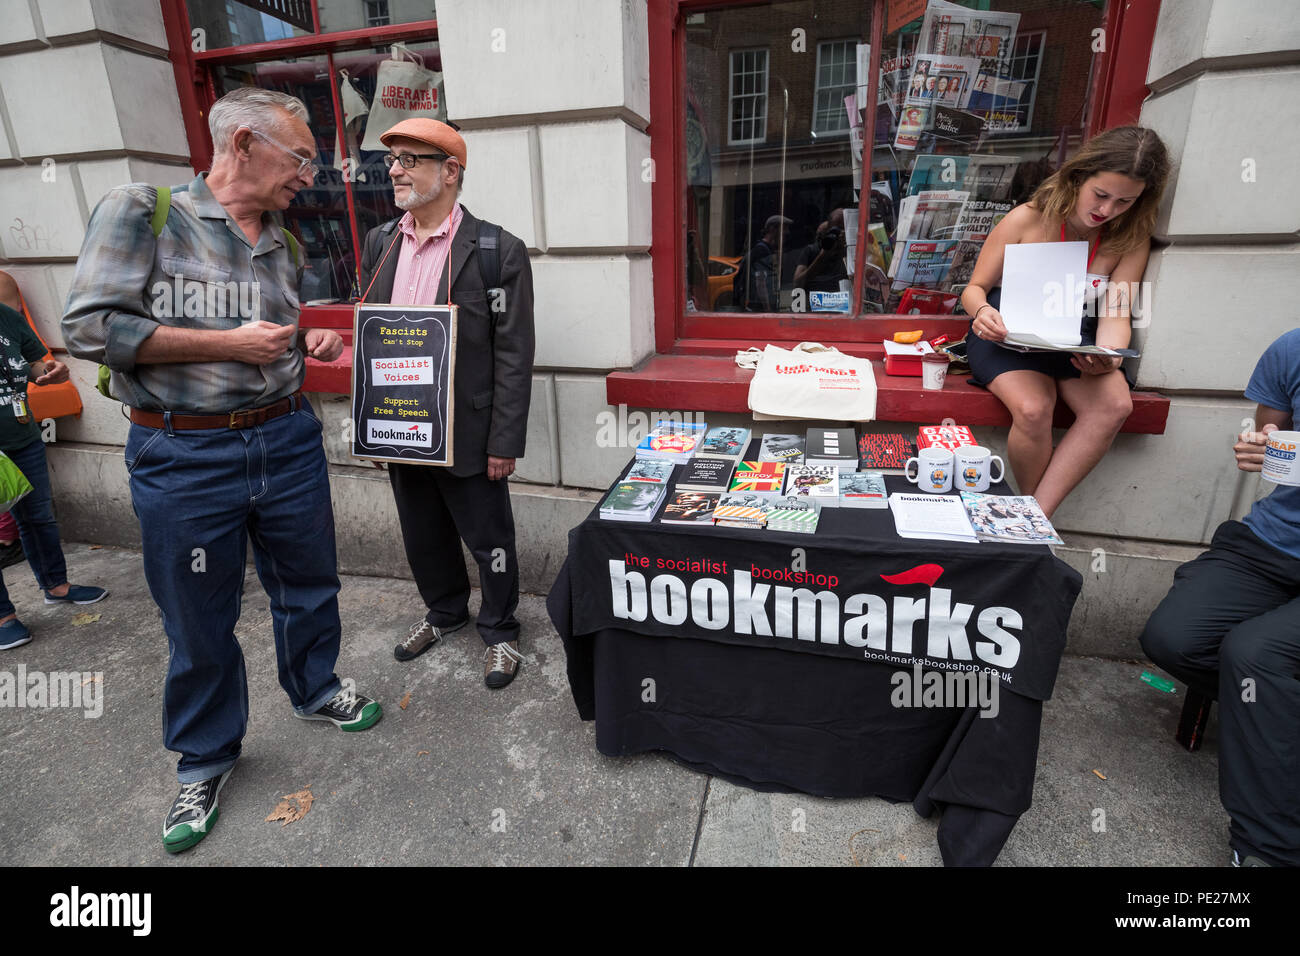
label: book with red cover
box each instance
[917,424,978,451]
[857,433,917,474]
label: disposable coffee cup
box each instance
[1262,430,1300,486]
[922,352,949,390]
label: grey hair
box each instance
[209,88,309,153]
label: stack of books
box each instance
[917,423,977,451]
[675,457,734,494]
[599,481,669,522]
[622,458,675,483]
[758,433,806,463]
[804,427,859,471]
[659,491,721,525]
[635,420,708,464]
[858,432,918,474]
[767,498,820,534]
[782,464,839,506]
[712,495,773,529]
[839,472,888,508]
[696,426,751,464]
[729,461,787,495]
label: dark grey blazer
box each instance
[358,206,535,477]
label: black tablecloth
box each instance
[547,466,1082,866]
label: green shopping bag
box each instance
[0,451,33,512]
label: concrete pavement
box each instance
[0,543,1227,866]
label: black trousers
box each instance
[388,463,520,645]
[1140,520,1300,866]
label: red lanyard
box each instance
[1061,223,1100,270]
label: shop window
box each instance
[166,1,442,311]
[185,0,436,50]
[679,0,1109,326]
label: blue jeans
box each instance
[126,400,343,783]
[0,438,69,619]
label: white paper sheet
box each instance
[998,241,1088,346]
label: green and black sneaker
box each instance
[162,769,231,854]
[295,684,382,732]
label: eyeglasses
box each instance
[384,151,451,170]
[246,127,318,178]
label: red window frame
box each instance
[158,0,439,341]
[646,0,1162,355]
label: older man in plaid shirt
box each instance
[63,88,382,854]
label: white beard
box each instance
[394,183,439,210]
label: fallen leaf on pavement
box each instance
[80,675,100,687]
[265,787,314,826]
[89,545,103,550]
[1092,769,1107,780]
[399,691,412,710]
[417,750,430,757]
[71,613,101,626]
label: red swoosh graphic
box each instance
[880,564,944,587]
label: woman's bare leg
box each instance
[985,370,1058,496]
[1033,370,1132,516]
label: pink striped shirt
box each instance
[390,204,464,306]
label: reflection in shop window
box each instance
[812,40,856,136]
[213,41,439,303]
[683,0,1106,318]
[869,2,1104,315]
[365,1,392,28]
[728,49,769,146]
[186,0,436,47]
[187,0,310,48]
[686,2,869,315]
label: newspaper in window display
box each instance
[904,53,981,110]
[918,0,1022,126]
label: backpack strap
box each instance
[280,227,300,268]
[477,220,503,294]
[150,186,171,238]
[476,219,504,346]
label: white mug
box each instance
[1262,430,1300,486]
[905,447,954,493]
[954,445,1006,492]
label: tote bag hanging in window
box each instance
[360,43,447,151]
[747,343,878,421]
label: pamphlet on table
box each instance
[888,492,980,542]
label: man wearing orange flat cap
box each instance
[359,118,535,689]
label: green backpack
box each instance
[95,186,301,399]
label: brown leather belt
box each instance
[130,393,303,431]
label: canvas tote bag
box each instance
[359,43,447,151]
[746,342,877,421]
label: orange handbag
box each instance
[17,290,82,421]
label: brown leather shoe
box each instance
[483,640,523,688]
[394,617,467,662]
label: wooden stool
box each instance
[1176,689,1214,752]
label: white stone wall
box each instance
[439,0,654,489]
